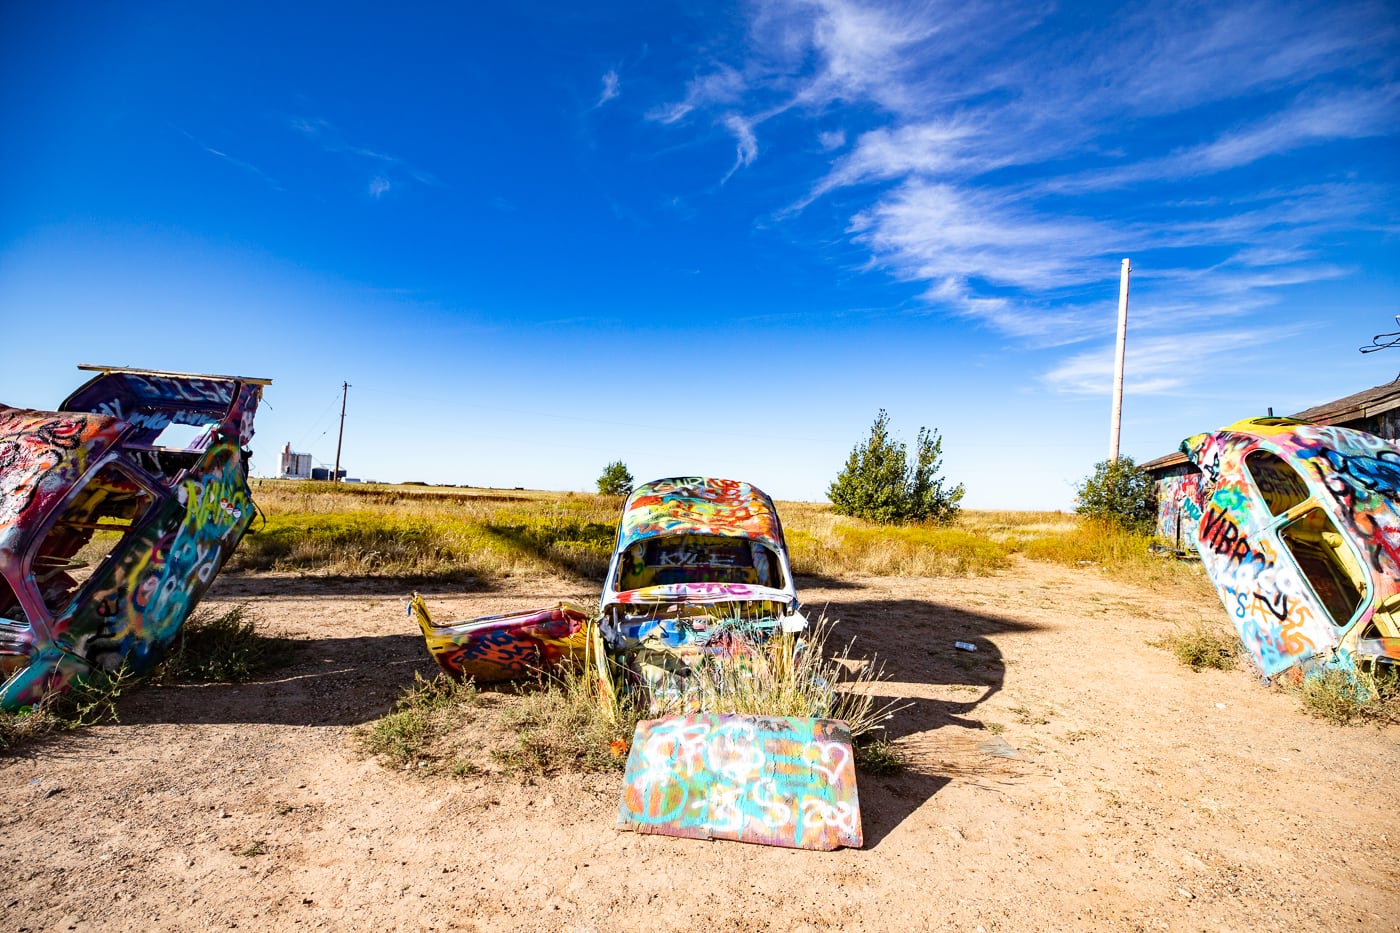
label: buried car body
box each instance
[597,476,807,709]
[412,475,808,690]
[410,476,860,850]
[1181,418,1400,678]
[0,365,269,710]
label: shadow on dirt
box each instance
[118,632,441,728]
[813,594,1045,848]
[117,578,1046,849]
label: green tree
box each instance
[596,460,634,497]
[828,410,964,524]
[1075,456,1156,534]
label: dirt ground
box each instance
[3,558,1397,932]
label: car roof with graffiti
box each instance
[1183,417,1400,568]
[1181,416,1400,675]
[616,476,786,552]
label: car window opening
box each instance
[33,463,157,616]
[1279,507,1364,627]
[1245,449,1310,517]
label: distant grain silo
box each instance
[279,442,313,480]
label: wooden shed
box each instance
[1141,377,1400,549]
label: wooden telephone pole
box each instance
[333,382,350,482]
[1109,259,1131,461]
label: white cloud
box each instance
[288,115,441,192]
[851,181,1116,291]
[644,0,1396,361]
[1042,326,1308,396]
[597,69,621,106]
[722,114,759,180]
[368,176,391,199]
[180,130,283,191]
[648,66,747,124]
[801,118,991,206]
[1046,88,1398,193]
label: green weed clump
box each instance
[0,705,63,751]
[156,605,295,683]
[1283,667,1400,726]
[0,666,140,752]
[853,736,907,774]
[494,664,645,775]
[662,615,906,742]
[1153,624,1239,672]
[356,672,481,767]
[356,664,645,777]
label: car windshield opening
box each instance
[615,535,785,591]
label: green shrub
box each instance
[1286,667,1400,725]
[356,673,480,767]
[596,461,635,497]
[1074,457,1156,534]
[155,605,294,683]
[0,667,140,753]
[828,410,964,525]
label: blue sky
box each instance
[2,1,1397,509]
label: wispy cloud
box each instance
[642,0,1396,388]
[288,115,441,195]
[1042,325,1310,396]
[851,182,1118,291]
[721,114,758,181]
[180,130,283,191]
[647,66,747,125]
[1046,88,1399,193]
[597,69,621,106]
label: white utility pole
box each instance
[1108,258,1131,461]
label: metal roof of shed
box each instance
[1141,377,1400,474]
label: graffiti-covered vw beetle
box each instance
[0,365,269,710]
[410,476,859,850]
[1181,418,1399,678]
[412,476,809,696]
[598,476,808,708]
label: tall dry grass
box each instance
[236,480,1205,589]
[235,480,619,581]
